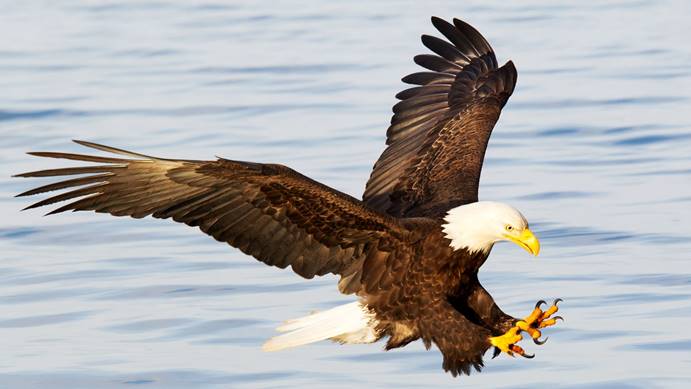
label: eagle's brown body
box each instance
[14,17,545,376]
[361,223,516,374]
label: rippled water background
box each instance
[1,1,690,388]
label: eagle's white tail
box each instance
[262,301,379,352]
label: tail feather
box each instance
[262,302,378,352]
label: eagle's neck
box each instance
[441,213,496,254]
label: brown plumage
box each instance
[16,141,410,287]
[14,17,541,377]
[363,17,517,218]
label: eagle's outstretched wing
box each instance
[363,17,517,218]
[15,140,413,294]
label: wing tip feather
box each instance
[72,139,154,159]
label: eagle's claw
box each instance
[489,327,528,358]
[533,336,548,345]
[518,298,563,340]
[491,298,563,359]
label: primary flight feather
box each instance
[15,16,562,377]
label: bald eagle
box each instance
[15,17,562,376]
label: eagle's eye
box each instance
[505,224,514,231]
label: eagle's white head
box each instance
[441,201,540,255]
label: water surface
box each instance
[1,1,691,388]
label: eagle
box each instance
[15,16,562,376]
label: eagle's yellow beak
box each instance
[506,228,540,256]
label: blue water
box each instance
[2,1,691,388]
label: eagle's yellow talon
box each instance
[515,320,542,340]
[541,298,561,319]
[489,327,525,358]
[509,344,534,359]
[525,306,543,323]
[533,336,548,345]
[494,298,563,358]
[523,298,563,334]
[539,318,558,328]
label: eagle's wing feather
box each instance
[16,140,413,293]
[363,17,517,218]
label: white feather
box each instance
[442,201,528,253]
[262,301,378,352]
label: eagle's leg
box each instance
[514,299,563,343]
[462,283,533,358]
[464,282,518,334]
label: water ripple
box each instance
[0,311,95,328]
[2,1,691,387]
